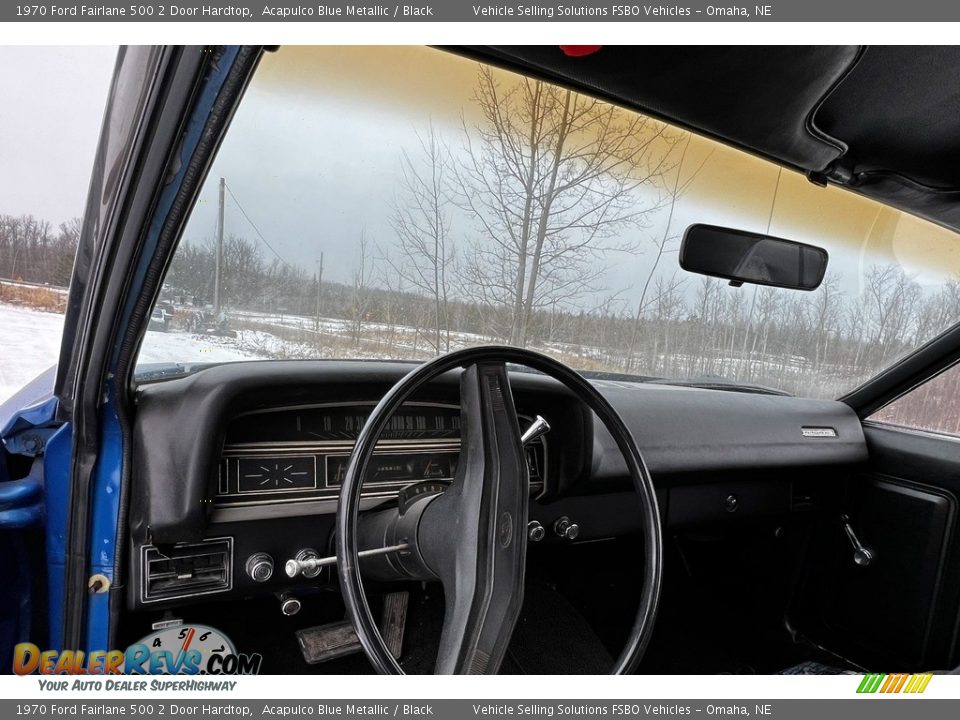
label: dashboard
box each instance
[127,359,869,611]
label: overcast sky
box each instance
[0,46,117,227]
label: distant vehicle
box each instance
[148,307,168,332]
[185,308,236,337]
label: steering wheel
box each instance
[335,346,662,674]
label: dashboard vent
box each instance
[142,537,232,603]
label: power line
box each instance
[222,181,293,267]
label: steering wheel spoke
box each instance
[418,362,529,674]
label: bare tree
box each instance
[808,275,844,373]
[456,65,680,347]
[915,278,960,347]
[647,272,687,376]
[388,124,456,355]
[0,214,63,283]
[351,230,376,346]
[166,239,216,305]
[623,134,711,371]
[863,264,922,366]
[223,234,264,308]
[692,276,722,376]
[49,218,82,286]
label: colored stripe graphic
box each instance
[856,673,933,694]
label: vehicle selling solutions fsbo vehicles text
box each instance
[470,4,769,17]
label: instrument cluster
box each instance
[215,402,547,508]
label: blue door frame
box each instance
[0,45,243,660]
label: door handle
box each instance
[840,513,874,567]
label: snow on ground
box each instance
[0,300,485,406]
[0,304,66,403]
[139,328,258,365]
[0,300,435,405]
[0,303,263,405]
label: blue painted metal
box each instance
[43,423,73,649]
[0,505,43,529]
[0,365,56,432]
[85,393,123,652]
[1,391,59,458]
[0,474,42,510]
[83,46,243,654]
[0,390,53,663]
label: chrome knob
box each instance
[285,548,322,578]
[528,520,546,542]
[279,592,301,616]
[245,553,274,583]
[554,516,580,541]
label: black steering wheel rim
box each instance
[335,345,663,674]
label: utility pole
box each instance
[315,252,324,337]
[213,176,225,316]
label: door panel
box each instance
[796,423,960,670]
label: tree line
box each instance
[158,224,959,399]
[0,214,81,287]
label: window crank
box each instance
[840,514,874,567]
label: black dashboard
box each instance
[127,359,868,611]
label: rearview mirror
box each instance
[679,223,828,291]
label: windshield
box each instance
[137,46,960,399]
